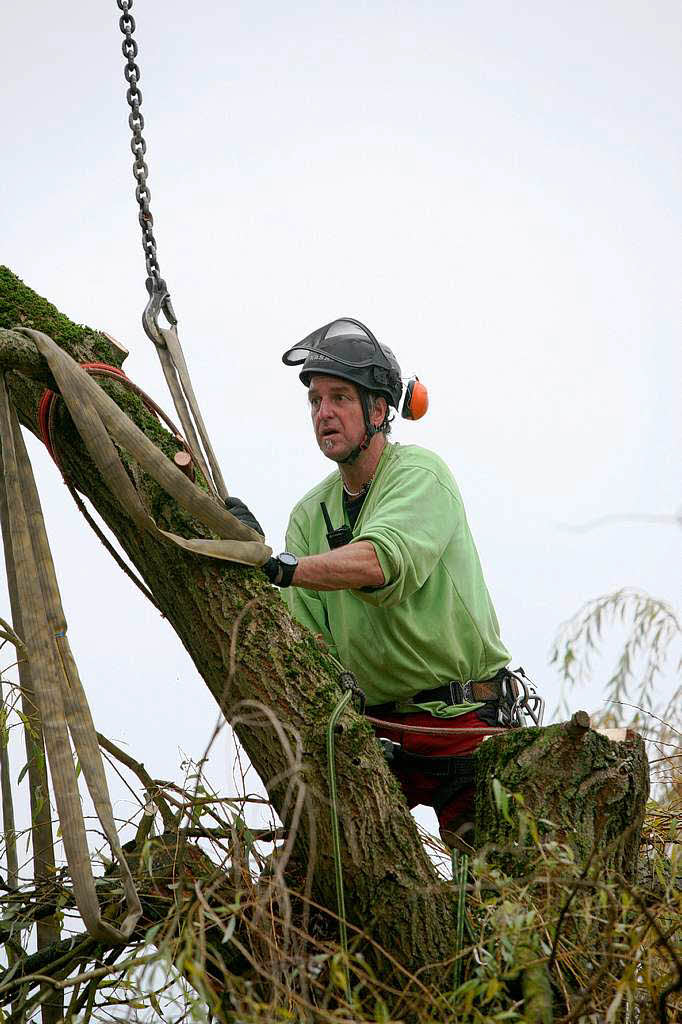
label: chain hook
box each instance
[142,277,178,349]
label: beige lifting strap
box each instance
[0,377,141,942]
[20,328,272,567]
[0,321,271,940]
[151,315,229,502]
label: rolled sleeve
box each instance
[351,465,461,607]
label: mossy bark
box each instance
[0,269,650,1001]
[474,718,649,876]
[0,268,458,984]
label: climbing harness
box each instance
[0,377,141,941]
[116,0,228,501]
[367,671,543,806]
[369,668,545,734]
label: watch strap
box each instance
[277,555,298,588]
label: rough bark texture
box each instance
[475,717,649,875]
[0,267,458,983]
[0,268,651,995]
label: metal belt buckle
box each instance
[452,680,473,704]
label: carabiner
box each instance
[499,669,546,728]
[338,670,366,716]
[511,671,545,727]
[142,276,178,349]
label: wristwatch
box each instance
[263,551,299,588]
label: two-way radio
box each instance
[320,502,353,549]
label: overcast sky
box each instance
[2,1,680,840]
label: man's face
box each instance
[308,375,367,462]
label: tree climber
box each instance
[235,318,519,850]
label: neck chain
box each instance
[342,474,374,498]
[343,483,365,498]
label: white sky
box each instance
[2,1,680,840]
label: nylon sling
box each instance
[19,328,271,567]
[152,320,229,502]
[0,377,141,942]
[0,327,271,940]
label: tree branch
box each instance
[96,732,177,831]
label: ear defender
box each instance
[401,377,429,420]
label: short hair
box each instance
[366,390,393,436]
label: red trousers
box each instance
[369,709,495,833]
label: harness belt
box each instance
[411,668,514,707]
[368,668,515,716]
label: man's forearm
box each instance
[292,541,385,591]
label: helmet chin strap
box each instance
[338,391,381,466]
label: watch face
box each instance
[279,552,298,567]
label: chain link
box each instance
[116,0,162,287]
[113,0,227,501]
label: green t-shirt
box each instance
[283,443,510,712]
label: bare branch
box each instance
[96,733,177,831]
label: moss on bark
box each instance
[0,267,124,368]
[0,267,458,984]
[0,268,650,1002]
[474,720,648,876]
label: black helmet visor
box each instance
[282,318,391,371]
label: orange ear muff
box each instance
[401,377,429,420]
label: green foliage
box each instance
[551,587,681,800]
[0,742,678,1024]
[551,588,680,717]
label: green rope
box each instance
[326,688,353,1005]
[452,848,469,991]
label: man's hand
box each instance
[224,496,264,537]
[293,542,384,591]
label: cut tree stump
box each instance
[0,269,652,1010]
[475,711,649,876]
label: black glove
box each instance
[262,557,280,583]
[224,496,264,538]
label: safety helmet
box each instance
[282,318,404,410]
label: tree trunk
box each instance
[0,267,459,983]
[475,712,649,875]
[0,268,650,1002]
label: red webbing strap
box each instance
[39,363,129,464]
[366,715,510,737]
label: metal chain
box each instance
[113,1,228,501]
[116,0,162,287]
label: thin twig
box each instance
[96,732,176,830]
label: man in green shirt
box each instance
[259,318,533,849]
